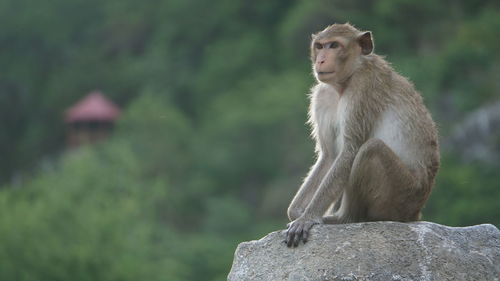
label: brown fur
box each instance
[285,23,440,247]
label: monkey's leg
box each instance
[330,193,343,213]
[325,138,423,224]
[288,156,332,221]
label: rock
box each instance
[445,99,500,163]
[227,222,500,281]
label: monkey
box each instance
[285,23,440,247]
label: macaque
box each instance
[285,23,440,247]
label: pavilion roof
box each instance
[65,91,120,123]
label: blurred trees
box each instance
[0,0,499,280]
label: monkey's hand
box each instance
[285,216,321,247]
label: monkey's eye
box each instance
[328,41,339,49]
[314,43,323,49]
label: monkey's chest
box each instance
[314,99,346,154]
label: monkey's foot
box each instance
[322,215,342,224]
[322,214,354,224]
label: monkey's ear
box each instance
[358,31,373,55]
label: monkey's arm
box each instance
[287,155,332,221]
[300,104,372,220]
[286,148,357,247]
[303,149,357,218]
[287,104,370,247]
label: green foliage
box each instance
[1,0,499,280]
[0,140,257,281]
[195,70,313,210]
[0,147,184,281]
[116,93,193,179]
[438,8,500,111]
[424,156,500,227]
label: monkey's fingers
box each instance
[302,227,310,244]
[293,228,303,247]
[286,224,298,247]
[286,231,295,247]
[303,220,319,244]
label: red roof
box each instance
[65,91,120,123]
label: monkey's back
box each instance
[373,70,440,188]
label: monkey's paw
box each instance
[285,217,321,247]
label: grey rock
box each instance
[444,99,500,163]
[228,222,500,281]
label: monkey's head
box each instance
[311,23,373,85]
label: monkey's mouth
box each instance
[317,71,334,75]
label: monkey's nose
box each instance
[317,58,328,67]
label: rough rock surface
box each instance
[228,222,500,281]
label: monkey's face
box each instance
[311,37,350,83]
[311,25,374,85]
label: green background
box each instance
[1,0,499,280]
